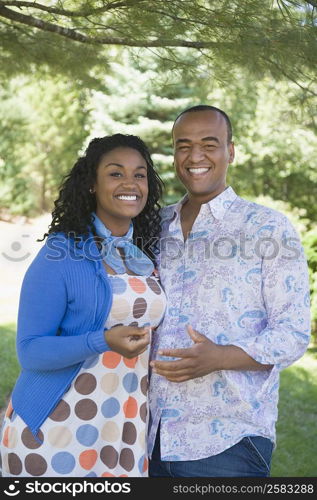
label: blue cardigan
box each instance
[11,233,112,438]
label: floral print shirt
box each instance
[148,186,311,461]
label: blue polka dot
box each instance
[76,424,99,446]
[82,355,99,369]
[122,373,138,393]
[138,455,145,474]
[85,471,97,477]
[110,276,127,294]
[51,452,75,474]
[101,397,120,418]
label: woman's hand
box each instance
[105,325,151,358]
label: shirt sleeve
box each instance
[16,247,110,371]
[231,215,311,370]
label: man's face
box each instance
[173,110,235,202]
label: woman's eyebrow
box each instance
[104,163,147,169]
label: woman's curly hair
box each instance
[40,134,164,261]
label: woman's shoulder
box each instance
[28,231,92,271]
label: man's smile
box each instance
[187,167,211,176]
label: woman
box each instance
[0,133,166,477]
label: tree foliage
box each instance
[0,77,91,214]
[0,0,316,92]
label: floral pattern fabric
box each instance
[148,186,311,461]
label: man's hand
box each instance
[150,325,224,382]
[105,325,150,358]
[150,325,273,382]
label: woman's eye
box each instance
[110,172,122,177]
[135,174,146,178]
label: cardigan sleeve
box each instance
[16,246,110,371]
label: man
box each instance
[148,105,311,477]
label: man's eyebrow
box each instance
[202,136,219,143]
[175,136,220,144]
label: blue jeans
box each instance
[149,428,273,477]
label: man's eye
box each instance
[178,146,190,151]
[205,144,216,149]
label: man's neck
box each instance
[180,186,227,240]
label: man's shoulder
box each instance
[236,195,291,226]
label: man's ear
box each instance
[229,142,235,164]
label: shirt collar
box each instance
[205,186,237,220]
[161,186,237,223]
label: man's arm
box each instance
[151,215,311,382]
[150,325,272,382]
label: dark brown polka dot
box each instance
[49,400,71,422]
[140,375,148,396]
[119,448,135,472]
[140,402,147,423]
[25,453,47,476]
[75,399,97,420]
[146,277,162,295]
[133,298,147,319]
[100,445,118,469]
[74,373,97,395]
[8,453,22,475]
[129,321,138,327]
[122,422,137,445]
[112,323,123,328]
[21,427,44,449]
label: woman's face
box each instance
[93,147,149,233]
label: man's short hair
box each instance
[172,104,233,144]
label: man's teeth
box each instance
[117,195,137,201]
[188,168,209,174]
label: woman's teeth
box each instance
[116,195,137,200]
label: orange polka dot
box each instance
[102,472,115,477]
[79,449,97,470]
[123,397,138,418]
[143,458,148,472]
[102,351,122,369]
[5,400,13,418]
[120,474,128,477]
[2,427,10,447]
[123,356,138,368]
[128,277,146,294]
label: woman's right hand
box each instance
[104,325,151,358]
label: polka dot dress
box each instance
[0,273,166,477]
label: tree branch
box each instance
[304,1,317,7]
[0,5,218,48]
[265,56,317,96]
[0,0,145,17]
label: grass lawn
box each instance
[0,324,19,408]
[271,345,317,477]
[0,323,316,476]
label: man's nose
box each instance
[188,145,205,162]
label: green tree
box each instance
[0,76,91,215]
[0,0,316,94]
